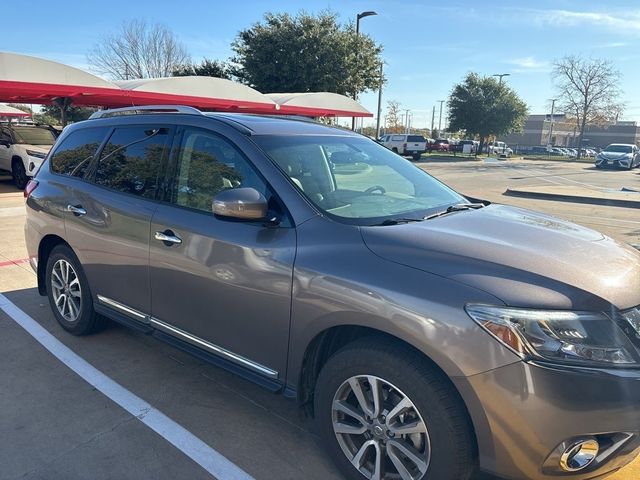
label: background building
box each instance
[503,114,640,149]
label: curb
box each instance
[504,188,640,208]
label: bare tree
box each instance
[88,20,190,80]
[553,55,623,157]
[386,100,403,133]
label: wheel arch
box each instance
[37,234,71,295]
[296,323,472,423]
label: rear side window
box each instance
[50,127,109,177]
[93,126,169,199]
[391,135,405,141]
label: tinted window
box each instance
[93,126,169,199]
[170,128,268,213]
[50,127,109,177]
[407,136,426,142]
[12,126,56,145]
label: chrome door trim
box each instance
[149,316,279,379]
[97,295,149,323]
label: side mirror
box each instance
[0,140,10,147]
[212,187,268,220]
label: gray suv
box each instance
[24,106,640,480]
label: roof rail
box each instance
[90,105,203,119]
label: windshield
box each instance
[12,127,56,145]
[253,135,466,225]
[604,144,633,153]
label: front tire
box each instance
[45,244,105,335]
[315,337,476,480]
[12,159,28,190]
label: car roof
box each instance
[80,111,361,138]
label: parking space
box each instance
[0,160,638,480]
[419,158,640,246]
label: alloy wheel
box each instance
[332,375,431,480]
[51,259,82,322]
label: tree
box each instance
[40,104,97,125]
[553,55,623,157]
[88,20,189,80]
[385,101,404,133]
[448,73,528,154]
[172,59,231,79]
[230,10,383,95]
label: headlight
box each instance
[26,149,46,160]
[466,304,640,367]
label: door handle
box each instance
[66,204,87,216]
[155,230,182,245]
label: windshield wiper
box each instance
[374,217,425,226]
[425,202,485,220]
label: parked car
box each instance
[25,106,640,480]
[430,138,450,152]
[487,141,512,156]
[595,143,640,169]
[380,134,427,160]
[451,139,478,153]
[0,122,57,189]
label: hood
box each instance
[361,204,640,310]
[23,145,52,154]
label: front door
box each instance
[149,126,295,382]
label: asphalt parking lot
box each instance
[1,159,638,480]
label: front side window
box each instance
[253,135,465,225]
[170,128,269,213]
[50,127,109,177]
[93,126,169,199]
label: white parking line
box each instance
[0,294,255,480]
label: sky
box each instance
[3,0,640,128]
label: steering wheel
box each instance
[364,185,386,195]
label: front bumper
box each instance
[454,361,640,479]
[596,157,632,168]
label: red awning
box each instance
[0,51,372,117]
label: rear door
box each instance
[65,124,172,318]
[148,126,296,382]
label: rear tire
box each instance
[45,244,105,335]
[12,159,28,190]
[412,153,421,161]
[315,337,477,480]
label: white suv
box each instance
[0,123,57,189]
[380,134,427,161]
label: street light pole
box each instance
[437,100,445,133]
[492,73,510,84]
[352,10,378,130]
[375,62,384,139]
[547,98,557,148]
[431,106,435,135]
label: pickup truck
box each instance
[380,134,428,160]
